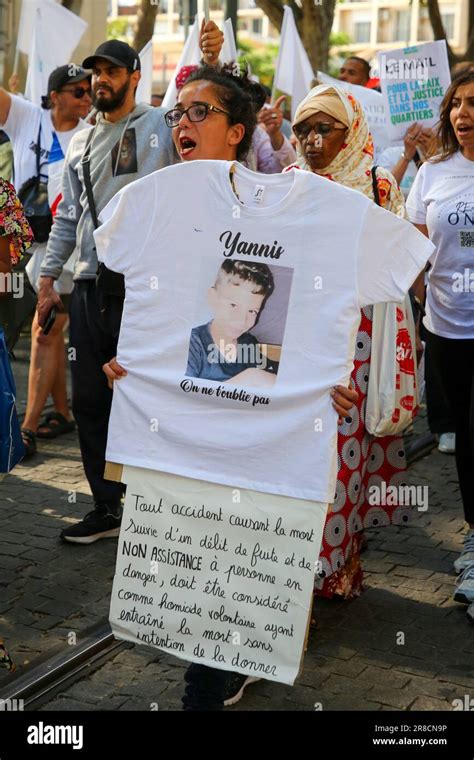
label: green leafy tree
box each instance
[254,0,337,72]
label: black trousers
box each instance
[182,664,232,710]
[424,328,474,525]
[421,323,454,434]
[69,281,124,505]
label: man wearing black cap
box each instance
[0,63,92,459]
[37,28,224,545]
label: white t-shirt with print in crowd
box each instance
[2,94,90,293]
[406,151,474,339]
[94,161,433,504]
[2,94,88,192]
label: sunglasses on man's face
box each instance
[57,86,91,100]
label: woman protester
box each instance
[406,71,474,614]
[0,177,33,672]
[0,178,33,289]
[102,65,358,710]
[288,84,414,599]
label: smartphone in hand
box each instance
[42,305,57,336]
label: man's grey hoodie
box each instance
[41,103,178,281]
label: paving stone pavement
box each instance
[0,336,473,711]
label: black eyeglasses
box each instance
[164,102,231,128]
[58,86,91,100]
[293,121,347,140]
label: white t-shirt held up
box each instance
[95,161,433,503]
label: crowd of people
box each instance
[0,23,473,709]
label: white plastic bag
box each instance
[365,293,419,436]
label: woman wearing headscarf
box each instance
[0,177,33,672]
[288,84,410,599]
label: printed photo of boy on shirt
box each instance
[185,259,277,387]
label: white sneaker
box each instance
[467,604,474,623]
[453,564,474,605]
[438,432,455,454]
[454,530,474,574]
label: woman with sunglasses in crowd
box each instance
[287,84,411,602]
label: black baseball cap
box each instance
[47,64,90,95]
[82,40,141,72]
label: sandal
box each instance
[21,428,37,458]
[36,412,76,440]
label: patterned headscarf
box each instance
[292,84,405,217]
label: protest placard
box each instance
[378,40,451,141]
[109,466,328,685]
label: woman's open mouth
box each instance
[179,135,197,157]
[456,123,474,137]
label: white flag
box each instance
[18,0,87,59]
[162,19,201,110]
[317,71,391,160]
[24,9,57,106]
[273,6,314,118]
[136,41,154,105]
[23,0,88,106]
[222,18,238,63]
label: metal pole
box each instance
[225,0,238,43]
[183,0,190,39]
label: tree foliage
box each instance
[426,0,474,65]
[254,0,337,72]
[133,0,159,53]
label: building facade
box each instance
[333,0,469,59]
[107,0,469,90]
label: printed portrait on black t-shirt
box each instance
[185,258,294,389]
[111,128,138,176]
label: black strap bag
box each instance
[81,129,125,301]
[17,124,52,243]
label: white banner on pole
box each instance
[317,71,391,161]
[222,18,238,63]
[273,6,314,118]
[24,8,57,106]
[110,466,328,685]
[161,18,201,110]
[136,41,153,105]
[23,0,88,106]
[18,0,87,58]
[378,40,451,141]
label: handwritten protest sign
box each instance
[109,466,328,685]
[378,40,451,141]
